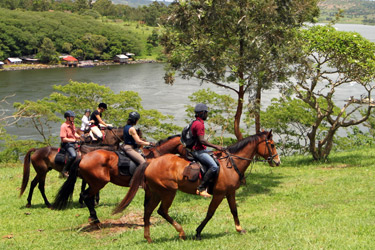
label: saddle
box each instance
[54,147,81,165]
[115,150,138,176]
[54,148,67,165]
[182,151,220,194]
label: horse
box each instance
[20,127,124,208]
[112,130,281,243]
[53,135,185,223]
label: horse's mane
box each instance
[226,131,268,154]
[155,134,180,146]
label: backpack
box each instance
[181,120,196,149]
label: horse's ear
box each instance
[267,129,273,139]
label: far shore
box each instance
[0,59,158,72]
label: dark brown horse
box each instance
[20,127,124,208]
[53,135,184,222]
[113,130,280,242]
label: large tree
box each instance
[288,25,375,160]
[160,0,319,139]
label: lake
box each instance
[1,23,375,140]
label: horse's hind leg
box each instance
[26,176,39,208]
[81,188,100,225]
[195,194,225,240]
[38,174,52,208]
[157,190,185,240]
[144,187,161,243]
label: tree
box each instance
[288,25,375,160]
[37,37,58,63]
[160,0,319,140]
[14,81,181,143]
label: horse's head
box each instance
[256,130,281,167]
[142,135,182,159]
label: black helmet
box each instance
[64,110,75,118]
[98,103,107,109]
[129,111,140,122]
[85,109,91,113]
[194,103,208,113]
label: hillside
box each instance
[112,0,171,7]
[319,0,375,24]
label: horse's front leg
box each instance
[195,194,225,240]
[226,192,246,234]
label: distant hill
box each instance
[318,0,375,24]
[112,0,171,7]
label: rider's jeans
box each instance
[193,149,218,172]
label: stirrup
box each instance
[196,189,211,198]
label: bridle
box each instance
[219,138,278,182]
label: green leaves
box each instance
[13,81,181,143]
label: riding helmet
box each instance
[128,111,141,122]
[85,109,91,113]
[98,103,107,110]
[64,110,75,118]
[194,103,208,113]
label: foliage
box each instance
[259,95,342,156]
[0,8,142,60]
[160,0,319,139]
[37,37,59,63]
[288,24,375,160]
[0,134,44,163]
[13,81,181,143]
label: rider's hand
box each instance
[149,142,154,147]
[107,125,113,130]
[216,146,223,151]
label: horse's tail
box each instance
[112,162,149,215]
[20,148,37,197]
[53,158,81,210]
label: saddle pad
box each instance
[182,162,201,182]
[115,151,137,176]
[54,150,66,165]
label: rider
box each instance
[191,103,223,198]
[60,110,80,177]
[80,109,93,132]
[122,111,153,165]
[90,103,112,141]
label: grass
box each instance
[1,147,375,249]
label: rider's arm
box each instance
[129,127,151,146]
[197,135,223,151]
[95,114,108,127]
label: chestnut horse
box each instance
[20,127,124,208]
[113,130,280,242]
[53,135,185,223]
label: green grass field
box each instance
[1,147,375,249]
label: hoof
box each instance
[194,234,202,241]
[26,204,31,208]
[88,217,101,227]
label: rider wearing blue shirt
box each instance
[122,112,153,165]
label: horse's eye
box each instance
[271,144,275,148]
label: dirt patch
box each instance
[319,164,352,169]
[75,212,158,238]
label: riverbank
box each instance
[0,59,158,72]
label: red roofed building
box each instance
[61,56,78,67]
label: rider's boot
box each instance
[62,157,74,178]
[196,168,216,198]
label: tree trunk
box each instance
[234,85,244,140]
[255,82,262,134]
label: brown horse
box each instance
[113,130,280,242]
[20,127,124,208]
[53,135,185,222]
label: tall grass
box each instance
[1,147,375,249]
